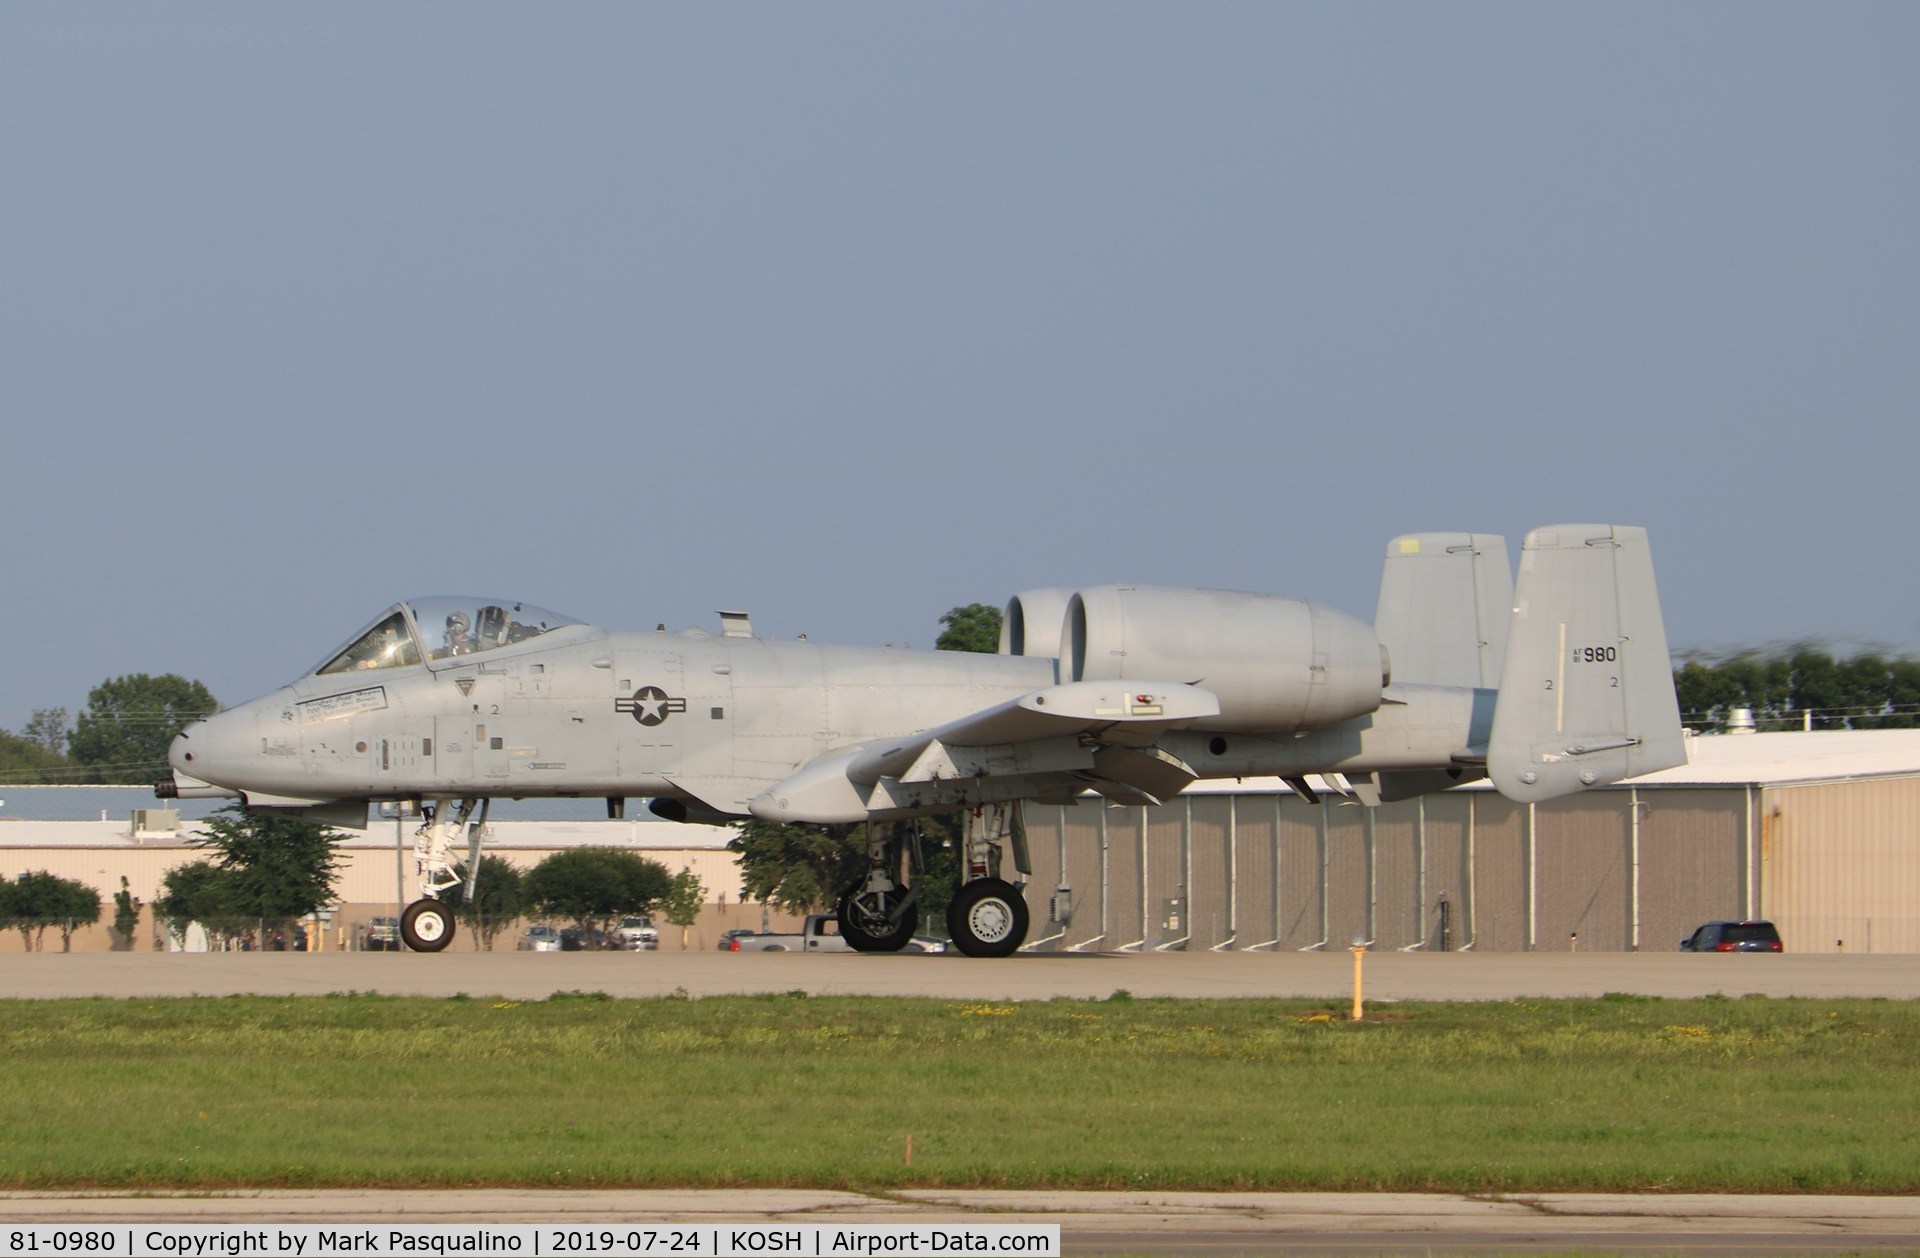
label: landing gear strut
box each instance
[838,823,918,952]
[945,804,1032,958]
[402,797,489,952]
[835,806,1035,957]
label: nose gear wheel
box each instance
[401,898,454,952]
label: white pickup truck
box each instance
[613,915,660,951]
[726,916,948,953]
[727,914,852,952]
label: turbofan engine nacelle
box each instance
[1063,585,1388,733]
[1001,588,1077,657]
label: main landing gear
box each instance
[944,804,1029,958]
[401,798,489,952]
[947,877,1028,959]
[837,805,1033,958]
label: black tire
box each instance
[946,878,1029,958]
[401,898,456,952]
[838,886,917,952]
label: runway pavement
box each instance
[7,951,1918,1255]
[4,947,1920,1002]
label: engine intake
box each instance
[1001,588,1076,657]
[1062,585,1386,732]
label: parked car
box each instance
[560,924,613,951]
[1680,920,1784,952]
[903,935,948,954]
[364,916,401,951]
[516,924,563,952]
[717,928,760,951]
[614,916,659,951]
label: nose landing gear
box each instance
[400,797,488,952]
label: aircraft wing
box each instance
[748,680,1221,824]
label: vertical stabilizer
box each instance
[1374,533,1512,688]
[1488,525,1687,802]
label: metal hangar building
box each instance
[1013,730,1920,955]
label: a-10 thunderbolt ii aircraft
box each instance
[160,524,1686,956]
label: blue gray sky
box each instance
[3,3,1916,729]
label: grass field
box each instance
[2,991,1915,1193]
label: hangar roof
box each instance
[0,817,738,852]
[1622,730,1920,789]
[1180,729,1920,796]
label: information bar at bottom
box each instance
[2,1226,1061,1258]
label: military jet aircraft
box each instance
[160,524,1686,956]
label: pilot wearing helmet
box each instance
[444,611,478,657]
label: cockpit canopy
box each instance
[315,598,583,676]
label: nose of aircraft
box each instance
[159,708,249,799]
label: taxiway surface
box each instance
[4,948,1918,1002]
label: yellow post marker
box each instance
[1350,937,1367,1021]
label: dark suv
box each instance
[1680,920,1784,952]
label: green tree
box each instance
[523,848,673,946]
[904,815,962,935]
[152,868,251,944]
[937,603,1003,653]
[728,820,867,914]
[68,674,219,784]
[0,728,68,784]
[660,866,706,949]
[1890,660,1920,729]
[1673,648,1920,731]
[3,870,101,952]
[24,708,69,756]
[110,876,142,951]
[439,855,526,951]
[153,861,251,948]
[192,805,345,930]
[731,817,966,930]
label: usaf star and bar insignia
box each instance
[616,685,687,727]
